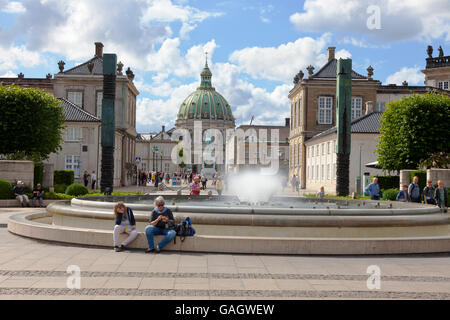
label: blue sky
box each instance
[1,0,449,133]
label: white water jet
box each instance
[226,170,283,205]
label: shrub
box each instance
[382,188,398,201]
[371,175,399,190]
[45,192,74,200]
[54,170,74,186]
[409,170,427,191]
[65,184,89,197]
[34,163,44,187]
[0,178,13,199]
[54,184,68,194]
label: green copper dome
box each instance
[177,61,234,121]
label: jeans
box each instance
[32,196,44,207]
[145,225,176,250]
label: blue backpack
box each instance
[174,217,196,243]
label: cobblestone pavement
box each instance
[1,208,450,299]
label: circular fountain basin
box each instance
[8,194,450,255]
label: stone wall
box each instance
[0,160,34,187]
[427,169,450,187]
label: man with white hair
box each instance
[144,196,176,253]
[13,181,30,207]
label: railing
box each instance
[426,56,450,69]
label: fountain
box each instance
[7,172,450,255]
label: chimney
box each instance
[95,42,104,57]
[365,101,374,115]
[285,118,290,127]
[327,46,336,62]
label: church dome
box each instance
[177,61,234,122]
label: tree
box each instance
[376,93,450,172]
[0,85,66,161]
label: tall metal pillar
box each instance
[100,53,117,193]
[335,59,352,196]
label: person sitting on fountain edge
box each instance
[113,202,138,252]
[190,176,202,196]
[145,196,176,253]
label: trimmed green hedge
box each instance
[54,170,74,186]
[54,184,68,194]
[382,188,398,201]
[0,178,13,199]
[34,163,44,188]
[65,184,89,197]
[371,175,399,191]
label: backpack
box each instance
[174,217,196,244]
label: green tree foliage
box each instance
[0,85,65,160]
[377,93,450,172]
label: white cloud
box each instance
[290,0,450,42]
[1,1,25,13]
[229,33,335,83]
[0,45,43,72]
[385,66,425,85]
[142,0,223,39]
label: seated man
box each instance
[14,181,30,207]
[32,183,45,207]
[316,186,325,200]
[144,196,176,253]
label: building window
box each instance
[65,155,80,178]
[333,163,336,180]
[142,163,147,172]
[321,143,325,155]
[318,96,332,124]
[351,97,362,120]
[321,165,324,181]
[96,91,103,118]
[376,102,386,112]
[64,127,82,142]
[68,91,83,108]
[298,99,302,127]
[293,102,297,129]
[438,81,449,90]
[316,145,319,156]
[164,163,170,172]
[311,146,314,158]
[316,165,319,181]
[298,143,301,165]
[327,164,331,180]
[327,142,331,154]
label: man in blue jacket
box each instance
[365,177,381,200]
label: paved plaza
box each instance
[0,208,449,300]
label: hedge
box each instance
[0,178,13,199]
[54,184,68,193]
[65,184,89,197]
[34,163,44,188]
[54,170,74,186]
[382,188,398,201]
[371,175,399,191]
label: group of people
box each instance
[365,176,448,211]
[82,171,97,190]
[13,181,45,207]
[113,196,177,253]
